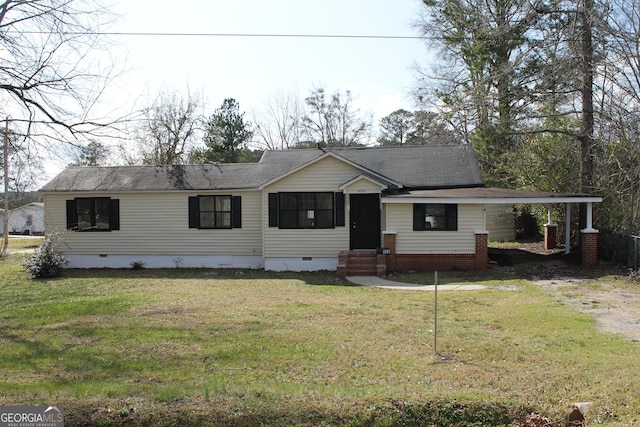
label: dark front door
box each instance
[350,193,381,250]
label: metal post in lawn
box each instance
[1,117,9,257]
[434,271,438,355]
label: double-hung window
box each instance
[188,195,241,229]
[66,197,120,231]
[413,204,458,231]
[199,195,232,229]
[279,192,334,229]
[269,192,345,229]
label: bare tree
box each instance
[130,90,203,165]
[253,90,303,150]
[1,0,120,239]
[0,0,120,144]
[594,0,640,233]
[301,87,372,148]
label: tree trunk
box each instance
[579,0,595,195]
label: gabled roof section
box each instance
[258,144,483,190]
[258,149,403,189]
[339,174,389,191]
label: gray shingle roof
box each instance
[41,144,484,192]
[328,145,483,189]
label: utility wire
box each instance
[9,30,581,43]
[11,30,427,40]
[109,32,427,40]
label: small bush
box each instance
[21,233,68,279]
[130,260,146,270]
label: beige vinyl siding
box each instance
[485,204,516,242]
[343,177,385,194]
[263,156,359,257]
[386,203,484,254]
[45,191,262,255]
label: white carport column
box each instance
[565,204,572,255]
[583,202,596,231]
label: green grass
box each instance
[1,236,44,251]
[1,254,638,426]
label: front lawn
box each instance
[0,254,637,426]
[2,236,44,251]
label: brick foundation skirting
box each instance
[394,253,478,272]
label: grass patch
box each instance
[3,236,44,250]
[0,254,638,426]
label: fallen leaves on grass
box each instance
[511,412,562,427]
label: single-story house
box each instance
[0,202,45,236]
[41,145,602,275]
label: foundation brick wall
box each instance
[380,231,489,273]
[383,232,397,272]
[394,253,477,272]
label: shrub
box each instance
[130,260,146,270]
[21,233,68,279]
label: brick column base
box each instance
[544,224,558,250]
[475,231,489,270]
[383,232,397,273]
[581,230,599,267]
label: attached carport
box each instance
[385,187,603,267]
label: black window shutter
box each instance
[447,205,458,230]
[188,196,199,229]
[335,192,345,227]
[66,199,77,230]
[109,199,120,231]
[413,204,425,231]
[268,193,278,227]
[232,196,242,228]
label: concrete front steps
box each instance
[337,250,387,278]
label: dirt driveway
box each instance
[531,274,640,342]
[491,242,640,342]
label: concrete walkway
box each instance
[346,276,486,291]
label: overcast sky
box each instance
[107,0,430,122]
[41,0,432,181]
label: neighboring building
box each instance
[0,202,45,235]
[40,145,602,274]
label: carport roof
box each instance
[382,187,603,204]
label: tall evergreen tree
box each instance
[378,109,413,145]
[198,98,253,163]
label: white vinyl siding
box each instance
[263,156,359,257]
[386,203,484,254]
[45,191,262,256]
